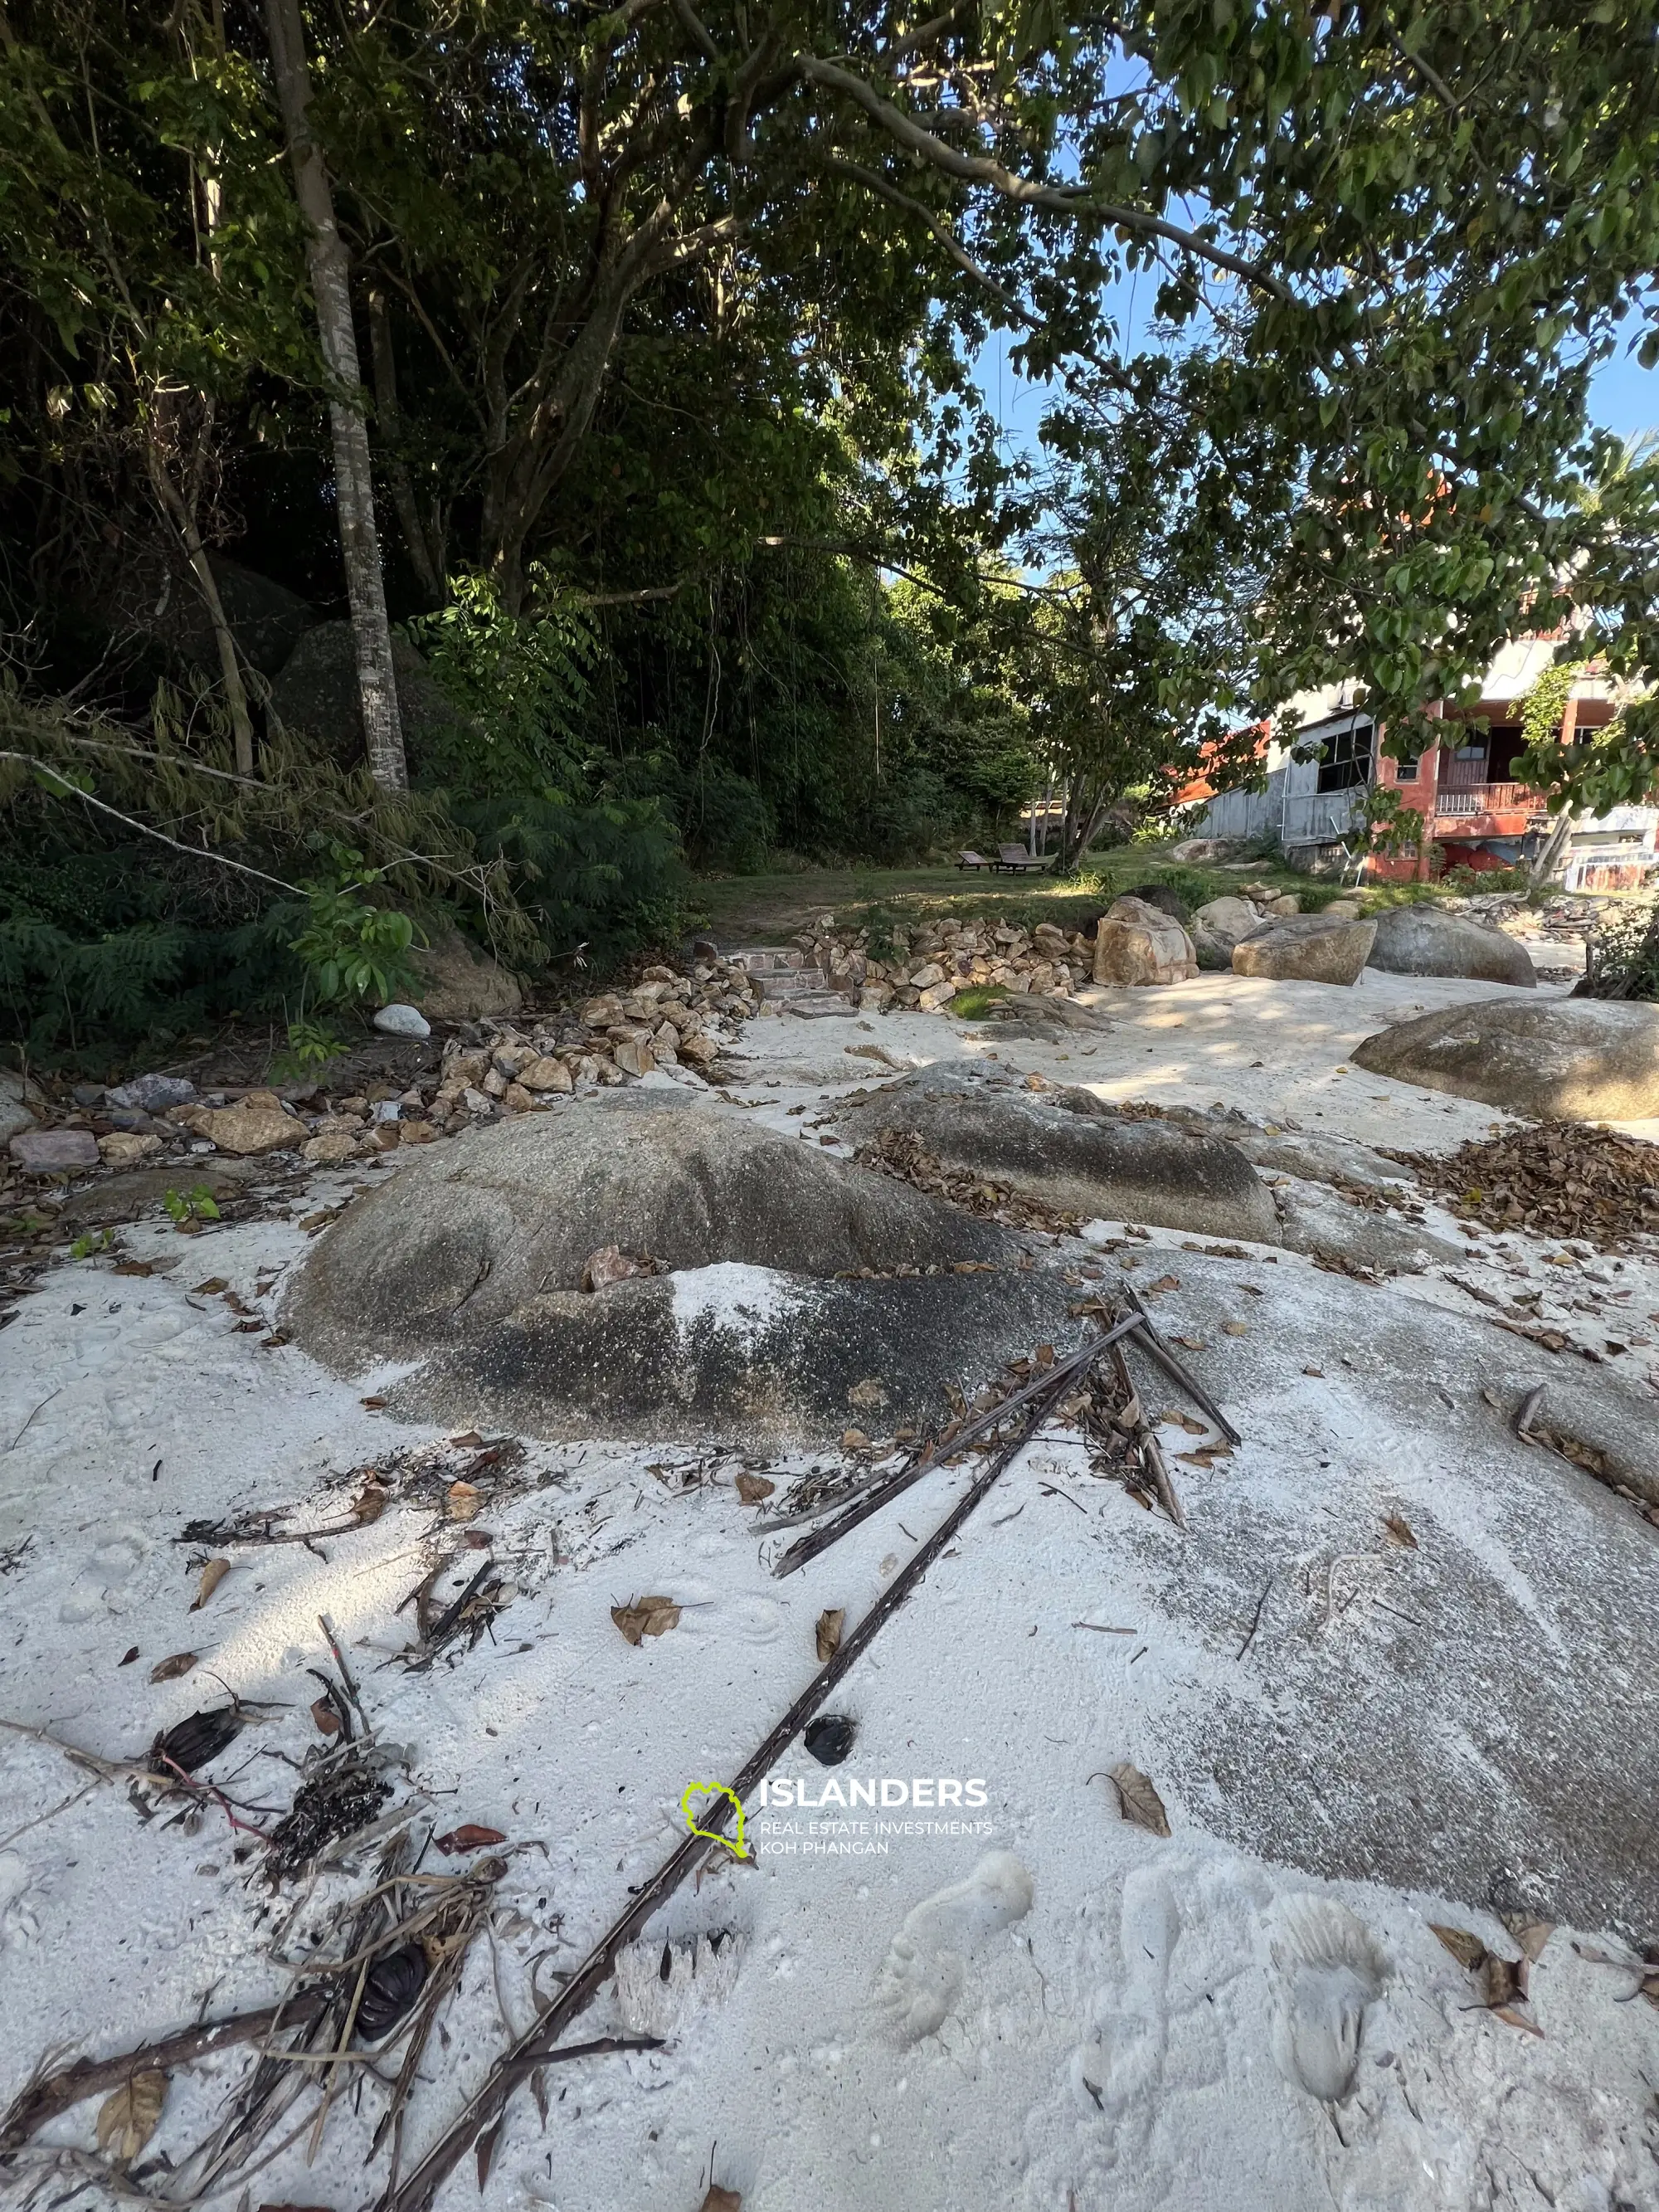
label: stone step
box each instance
[726,946,810,975]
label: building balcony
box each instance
[1432,782,1535,819]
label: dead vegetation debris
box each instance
[854,1125,1084,1236]
[176,1435,538,1556]
[1405,1122,1659,1250]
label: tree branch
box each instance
[0,754,299,891]
[797,56,1294,301]
[820,153,1114,371]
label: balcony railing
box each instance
[1433,782,1531,816]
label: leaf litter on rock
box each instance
[1430,1922,1543,2034]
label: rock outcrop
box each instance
[1366,903,1537,987]
[1092,895,1199,987]
[1351,997,1659,1119]
[285,1091,1080,1440]
[834,1065,1279,1243]
[1232,914,1377,986]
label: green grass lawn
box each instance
[687,846,1365,946]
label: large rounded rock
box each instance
[1092,895,1198,987]
[393,1262,1084,1443]
[284,1092,1081,1440]
[833,1065,1279,1244]
[269,621,470,764]
[1351,996,1659,1119]
[1232,913,1376,986]
[1367,904,1536,987]
[87,542,317,679]
[1192,895,1262,950]
[1120,881,1191,924]
[409,926,523,1021]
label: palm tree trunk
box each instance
[263,0,406,791]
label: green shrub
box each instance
[1581,898,1659,1001]
[949,984,1011,1019]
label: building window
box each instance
[1316,720,1372,794]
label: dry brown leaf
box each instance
[581,1244,653,1291]
[1160,1409,1207,1435]
[1479,1953,1530,2008]
[1107,1761,1170,1838]
[119,1646,139,1667]
[1382,1513,1418,1548]
[190,1558,232,1610]
[310,1697,342,1737]
[1221,1320,1248,1337]
[815,1608,845,1661]
[1172,1335,1206,1351]
[192,1278,229,1295]
[611,1595,681,1646]
[1501,1914,1554,1964]
[446,1480,480,1522]
[699,2190,742,2212]
[149,1651,198,1683]
[1303,1365,1325,1377]
[1146,1274,1180,1294]
[735,1472,776,1504]
[435,1824,507,1853]
[95,2070,166,2163]
[1430,1923,1489,1971]
[840,1427,871,1451]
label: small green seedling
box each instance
[163,1184,222,1232]
[70,1227,115,1260]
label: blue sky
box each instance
[974,309,1659,474]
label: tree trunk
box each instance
[1053,767,1108,874]
[366,286,446,609]
[144,431,256,779]
[263,0,406,791]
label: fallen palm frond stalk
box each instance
[770,1313,1143,1577]
[379,1349,1096,2212]
[0,1994,332,2151]
[1105,1337,1185,1530]
[1118,1282,1243,1445]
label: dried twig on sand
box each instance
[771,1317,1141,1576]
[377,1352,1095,2212]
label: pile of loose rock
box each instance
[794,915,1093,1011]
[426,953,759,1129]
[2,952,765,1182]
